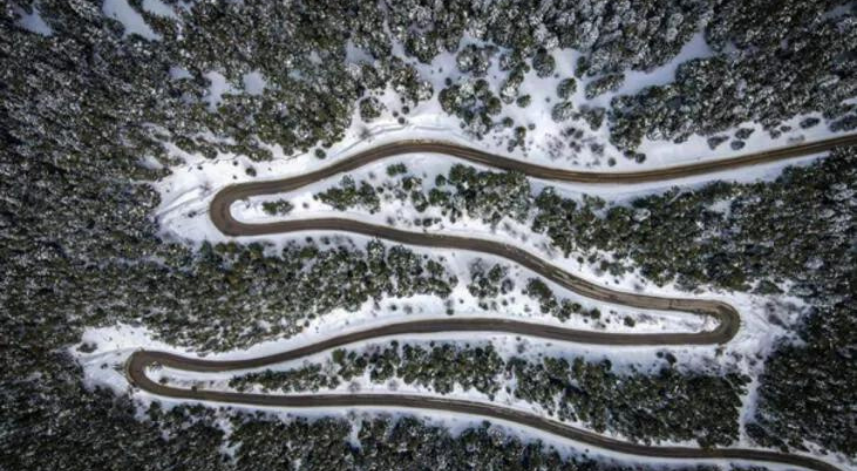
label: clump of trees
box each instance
[585,73,625,99]
[532,148,856,297]
[579,105,606,130]
[508,357,747,448]
[467,261,515,310]
[532,49,556,77]
[467,262,513,300]
[434,164,532,225]
[385,163,407,177]
[608,1,857,154]
[748,304,857,456]
[524,279,601,322]
[552,101,575,122]
[316,164,532,227]
[231,342,504,398]
[439,79,503,137]
[531,189,605,257]
[358,97,384,122]
[261,199,294,216]
[230,364,337,393]
[456,44,497,77]
[557,78,577,99]
[316,176,381,213]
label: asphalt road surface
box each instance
[128,136,854,471]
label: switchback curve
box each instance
[126,339,840,471]
[127,137,855,471]
[205,217,739,344]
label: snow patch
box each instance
[242,71,267,95]
[203,71,236,110]
[613,31,714,97]
[13,4,53,36]
[169,66,193,80]
[102,0,160,40]
[142,0,179,19]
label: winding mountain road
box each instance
[127,349,840,471]
[129,135,854,471]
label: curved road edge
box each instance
[173,136,857,471]
[208,135,857,346]
[126,349,842,471]
[210,134,857,205]
[207,217,740,344]
[131,315,731,375]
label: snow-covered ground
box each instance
[77,252,806,454]
[148,134,814,373]
[102,0,161,40]
[75,317,845,471]
[12,3,53,36]
[70,5,856,467]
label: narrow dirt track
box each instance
[128,136,854,471]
